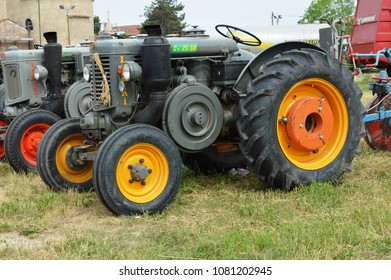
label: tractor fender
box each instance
[233,41,325,94]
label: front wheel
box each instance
[93,124,182,215]
[37,117,93,192]
[4,110,61,173]
[237,49,363,189]
[183,143,246,175]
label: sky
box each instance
[93,0,314,30]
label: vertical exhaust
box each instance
[43,32,62,97]
[131,25,172,125]
[42,31,64,116]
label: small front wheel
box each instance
[93,124,182,215]
[4,110,61,173]
[37,117,93,192]
[183,143,246,175]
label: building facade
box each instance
[0,0,94,50]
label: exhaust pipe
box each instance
[131,25,171,126]
[42,32,64,116]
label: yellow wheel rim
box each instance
[116,143,169,204]
[55,134,93,183]
[277,78,348,170]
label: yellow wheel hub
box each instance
[55,134,93,183]
[116,143,169,204]
[277,78,348,170]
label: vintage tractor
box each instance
[37,25,363,215]
[0,32,91,172]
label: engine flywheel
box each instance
[162,83,223,152]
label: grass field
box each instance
[0,74,390,260]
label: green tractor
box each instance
[37,25,363,215]
[0,32,91,172]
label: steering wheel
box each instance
[215,24,262,47]
[111,33,127,39]
[34,44,43,49]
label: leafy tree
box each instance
[299,0,356,34]
[141,0,186,35]
[94,16,102,35]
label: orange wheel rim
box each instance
[116,143,169,204]
[277,78,348,170]
[55,134,93,183]
[21,123,50,166]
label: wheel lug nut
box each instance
[148,169,152,173]
[141,181,146,186]
[139,159,144,163]
[129,179,134,183]
[128,165,133,169]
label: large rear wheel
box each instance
[93,124,182,215]
[237,49,363,189]
[4,110,61,173]
[37,117,93,192]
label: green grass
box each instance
[0,73,390,260]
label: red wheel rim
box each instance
[365,95,391,150]
[0,119,8,159]
[21,123,51,165]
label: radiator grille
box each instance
[91,55,111,102]
[5,65,21,100]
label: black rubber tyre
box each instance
[183,145,246,175]
[0,114,10,161]
[237,49,363,190]
[93,124,182,215]
[37,117,93,192]
[0,84,5,111]
[4,110,61,173]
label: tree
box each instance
[94,16,101,35]
[299,0,356,34]
[141,0,186,35]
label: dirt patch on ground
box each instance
[0,232,64,249]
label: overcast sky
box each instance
[93,0,314,30]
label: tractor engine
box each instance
[0,32,89,119]
[81,25,253,153]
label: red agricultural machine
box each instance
[346,0,391,151]
[349,0,391,72]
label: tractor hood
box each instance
[90,36,239,58]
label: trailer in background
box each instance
[350,0,391,71]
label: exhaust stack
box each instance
[43,32,62,97]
